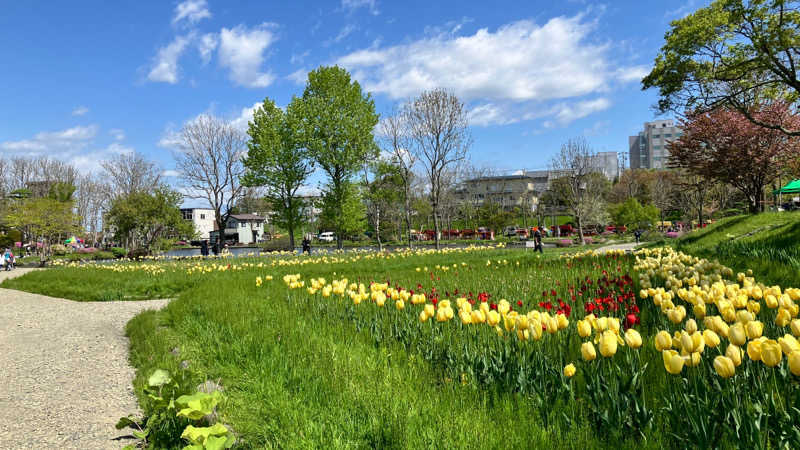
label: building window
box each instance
[200,214,205,220]
[654,145,662,149]
[653,134,660,138]
[240,222,246,228]
[664,133,672,138]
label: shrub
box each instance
[51,244,68,255]
[262,236,293,252]
[127,248,150,260]
[77,247,97,254]
[111,247,128,259]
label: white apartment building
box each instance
[181,208,216,240]
[628,120,682,169]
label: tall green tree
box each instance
[106,186,192,252]
[242,98,313,249]
[6,197,80,247]
[294,66,379,249]
[319,181,366,243]
[610,198,660,229]
[643,0,800,135]
[362,159,403,250]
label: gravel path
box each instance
[0,268,170,449]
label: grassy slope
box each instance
[124,250,659,449]
[672,211,800,287]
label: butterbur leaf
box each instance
[132,429,148,440]
[181,423,230,444]
[176,391,220,420]
[115,416,138,430]
[205,435,233,450]
[182,445,204,450]
[148,369,172,387]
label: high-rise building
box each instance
[629,119,682,169]
[591,151,620,180]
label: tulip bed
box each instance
[7,244,800,448]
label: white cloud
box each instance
[338,15,640,126]
[71,106,89,116]
[198,33,218,64]
[290,50,310,65]
[148,35,192,84]
[218,24,277,88]
[331,24,357,44]
[287,68,308,85]
[613,65,650,83]
[109,128,126,141]
[230,102,262,130]
[158,127,183,150]
[551,98,611,125]
[0,125,134,173]
[342,0,379,15]
[583,119,611,137]
[162,169,181,177]
[173,0,211,26]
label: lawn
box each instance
[5,243,800,448]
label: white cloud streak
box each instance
[148,35,191,84]
[218,24,276,88]
[173,0,211,26]
[71,106,89,116]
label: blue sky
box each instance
[0,0,707,190]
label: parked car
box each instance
[504,226,519,237]
[317,232,336,242]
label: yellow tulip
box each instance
[545,316,558,334]
[776,308,791,327]
[747,300,761,315]
[528,320,543,341]
[624,329,643,349]
[655,330,672,351]
[599,331,618,357]
[789,351,800,376]
[556,313,569,330]
[563,363,576,378]
[662,350,686,375]
[778,334,800,355]
[791,319,800,338]
[577,320,592,338]
[479,302,490,316]
[703,329,721,348]
[459,310,471,325]
[736,310,753,324]
[745,320,763,340]
[471,310,485,324]
[581,341,597,361]
[419,310,429,323]
[760,339,782,367]
[608,318,621,334]
[495,325,504,337]
[747,338,765,361]
[726,344,743,367]
[766,294,779,309]
[693,303,706,320]
[683,351,701,367]
[685,319,698,334]
[424,304,435,319]
[498,299,510,315]
[713,356,736,378]
[395,299,405,310]
[729,323,746,346]
[487,310,500,327]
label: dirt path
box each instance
[0,268,169,449]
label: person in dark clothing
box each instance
[200,240,209,257]
[533,229,543,253]
[302,237,311,254]
[212,240,220,256]
[634,229,642,244]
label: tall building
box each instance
[590,151,620,180]
[629,120,682,169]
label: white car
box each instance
[318,232,336,242]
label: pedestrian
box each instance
[212,240,220,256]
[302,235,311,254]
[533,228,543,253]
[634,229,642,244]
[4,248,12,271]
[200,240,209,257]
[0,251,5,272]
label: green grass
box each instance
[123,248,662,449]
[673,211,800,287]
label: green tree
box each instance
[478,201,512,237]
[319,181,366,242]
[610,198,660,229]
[6,197,80,247]
[643,0,800,135]
[106,187,193,252]
[293,66,379,249]
[362,159,403,250]
[242,97,313,249]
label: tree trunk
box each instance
[288,224,295,250]
[404,195,413,249]
[432,203,441,250]
[576,215,585,245]
[375,207,382,251]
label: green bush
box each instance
[111,247,128,259]
[51,244,68,255]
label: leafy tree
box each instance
[106,187,193,251]
[610,198,660,229]
[47,182,76,202]
[643,0,800,135]
[668,104,800,212]
[362,159,403,250]
[6,197,80,247]
[293,66,379,249]
[243,98,313,249]
[478,201,512,236]
[319,181,366,242]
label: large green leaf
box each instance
[148,369,172,387]
[176,391,221,420]
[181,423,229,445]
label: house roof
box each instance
[230,213,265,221]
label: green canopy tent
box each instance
[773,179,800,195]
[773,179,800,207]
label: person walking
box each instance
[0,251,6,272]
[302,236,311,254]
[533,228,543,253]
[634,229,642,244]
[200,240,209,257]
